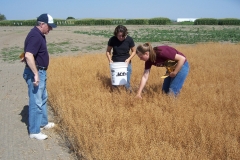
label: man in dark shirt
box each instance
[23,13,57,140]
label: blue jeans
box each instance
[23,68,48,134]
[125,63,132,90]
[162,61,189,96]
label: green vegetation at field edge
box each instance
[0,41,80,62]
[0,46,23,62]
[74,26,240,44]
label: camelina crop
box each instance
[47,42,240,159]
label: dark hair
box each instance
[114,25,128,37]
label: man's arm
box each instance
[25,52,39,86]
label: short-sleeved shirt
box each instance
[145,45,186,69]
[108,35,135,62]
[24,26,49,67]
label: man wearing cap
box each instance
[23,13,57,140]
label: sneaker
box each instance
[41,122,55,130]
[30,132,48,140]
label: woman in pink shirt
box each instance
[135,42,189,98]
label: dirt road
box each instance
[0,26,80,159]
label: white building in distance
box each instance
[177,18,197,22]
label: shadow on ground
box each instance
[19,105,29,133]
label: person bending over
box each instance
[135,42,189,98]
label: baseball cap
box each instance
[37,13,57,28]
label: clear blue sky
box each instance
[1,0,240,20]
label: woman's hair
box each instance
[136,42,157,62]
[114,25,128,36]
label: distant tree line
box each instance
[66,16,75,20]
[0,13,6,21]
[194,18,240,25]
[0,14,240,26]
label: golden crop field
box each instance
[47,42,240,159]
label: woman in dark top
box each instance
[135,42,189,98]
[106,25,136,91]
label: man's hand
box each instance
[20,57,26,63]
[33,74,40,86]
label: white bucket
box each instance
[110,62,128,85]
